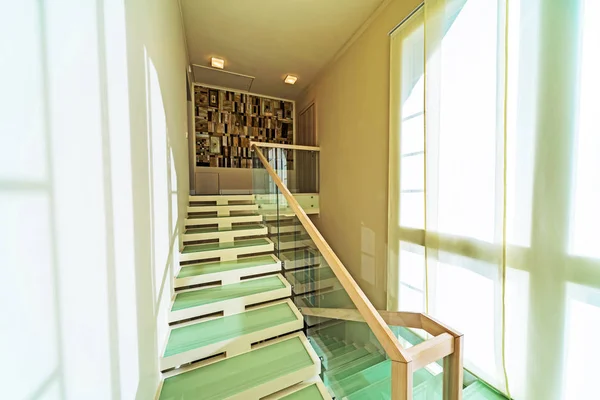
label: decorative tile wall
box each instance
[194,85,294,168]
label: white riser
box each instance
[189,194,255,205]
[169,274,291,323]
[175,254,281,288]
[161,299,303,371]
[187,204,259,216]
[263,380,331,400]
[159,333,321,400]
[185,214,262,228]
[183,225,267,243]
[180,240,274,263]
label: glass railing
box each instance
[251,143,464,400]
[251,142,319,194]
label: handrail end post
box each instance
[443,334,464,400]
[392,360,413,400]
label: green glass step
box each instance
[278,234,311,243]
[164,301,298,358]
[159,336,315,400]
[345,377,391,400]
[182,238,269,254]
[331,359,391,397]
[413,374,444,400]
[280,383,325,400]
[185,224,264,235]
[345,370,441,400]
[299,289,353,309]
[324,343,358,359]
[177,255,276,279]
[171,275,285,312]
[331,360,434,398]
[281,249,318,261]
[323,353,385,386]
[310,338,346,357]
[325,347,369,370]
[463,381,507,400]
[289,267,336,285]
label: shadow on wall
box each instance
[0,0,188,399]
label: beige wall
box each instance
[298,0,421,309]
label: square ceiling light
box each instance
[211,57,224,69]
[284,75,298,85]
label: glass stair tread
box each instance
[298,289,353,308]
[177,255,277,279]
[182,238,270,254]
[164,301,298,358]
[345,377,391,400]
[463,381,507,400]
[278,234,311,243]
[324,353,385,386]
[280,383,326,400]
[325,344,358,359]
[267,219,301,227]
[289,267,336,285]
[310,338,346,357]
[171,275,286,312]
[330,359,391,398]
[325,347,370,370]
[159,335,315,400]
[185,224,265,235]
[281,249,318,261]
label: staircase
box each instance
[157,194,506,399]
[158,194,330,400]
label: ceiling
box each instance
[181,0,385,100]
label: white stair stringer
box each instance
[160,298,304,371]
[169,274,291,323]
[175,254,282,288]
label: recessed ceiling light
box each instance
[211,57,224,69]
[284,75,298,85]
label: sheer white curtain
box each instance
[388,0,600,398]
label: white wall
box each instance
[0,0,189,398]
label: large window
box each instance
[388,0,600,398]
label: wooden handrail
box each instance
[250,141,321,151]
[252,144,410,363]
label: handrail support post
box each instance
[392,361,413,400]
[443,335,464,400]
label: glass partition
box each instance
[252,146,394,398]
[253,145,319,194]
[251,144,464,400]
